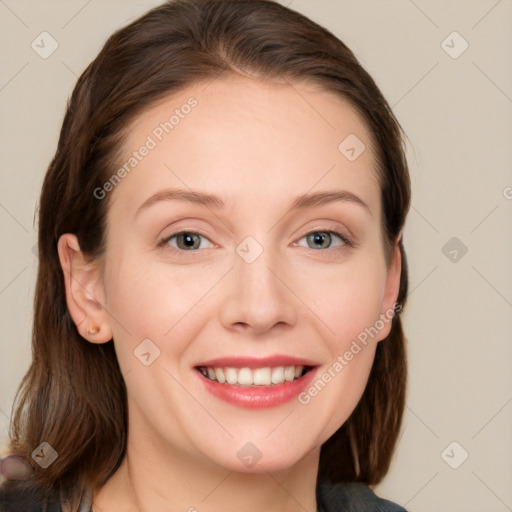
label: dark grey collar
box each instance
[316,479,407,512]
[1,478,407,511]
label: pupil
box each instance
[312,232,329,248]
[181,233,197,249]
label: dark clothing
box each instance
[317,480,407,511]
[0,478,407,511]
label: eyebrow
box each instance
[135,187,371,218]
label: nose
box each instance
[219,242,298,336]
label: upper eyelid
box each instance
[295,230,352,247]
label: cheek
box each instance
[300,255,388,436]
[299,272,384,440]
[306,256,387,348]
[104,256,224,366]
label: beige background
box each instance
[1,1,511,510]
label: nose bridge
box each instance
[237,235,277,292]
[220,234,297,333]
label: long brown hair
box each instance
[4,0,410,506]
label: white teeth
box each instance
[238,368,253,386]
[200,365,307,386]
[284,366,295,382]
[214,367,226,383]
[253,367,271,386]
[271,366,285,384]
[225,367,238,385]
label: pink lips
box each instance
[194,355,319,409]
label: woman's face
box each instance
[95,75,400,473]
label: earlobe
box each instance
[57,234,112,344]
[375,237,402,342]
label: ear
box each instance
[57,233,112,344]
[375,236,402,342]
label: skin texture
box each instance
[57,75,401,512]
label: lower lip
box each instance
[196,368,318,409]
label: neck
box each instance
[93,435,320,512]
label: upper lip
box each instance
[195,355,319,369]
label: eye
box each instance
[296,230,352,250]
[158,229,352,253]
[159,231,214,251]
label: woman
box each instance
[0,0,410,510]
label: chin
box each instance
[203,438,317,475]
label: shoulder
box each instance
[316,479,408,512]
[0,480,58,512]
[0,480,92,512]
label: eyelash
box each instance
[157,229,354,254]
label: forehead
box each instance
[111,74,380,216]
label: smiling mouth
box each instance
[195,365,314,387]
